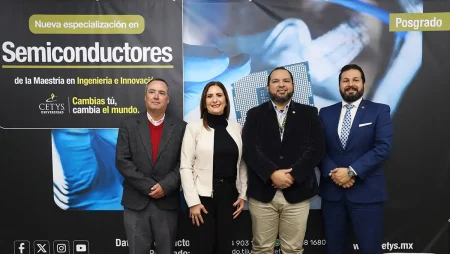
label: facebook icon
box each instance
[14,240,30,254]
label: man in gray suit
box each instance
[116,78,187,254]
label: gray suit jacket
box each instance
[115,112,187,210]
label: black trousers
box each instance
[189,180,239,254]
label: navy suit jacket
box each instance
[318,99,393,203]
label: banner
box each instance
[182,1,449,252]
[1,0,449,253]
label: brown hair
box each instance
[200,81,231,130]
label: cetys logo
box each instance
[39,93,65,114]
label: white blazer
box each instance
[180,119,248,208]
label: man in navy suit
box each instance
[318,64,393,254]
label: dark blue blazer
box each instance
[318,99,393,203]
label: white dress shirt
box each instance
[271,100,290,141]
[334,97,363,176]
[337,97,362,138]
[147,112,165,126]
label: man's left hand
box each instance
[331,167,351,185]
[341,178,355,188]
[272,168,295,189]
[149,183,165,199]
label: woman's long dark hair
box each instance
[200,81,231,130]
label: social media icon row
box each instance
[14,240,89,254]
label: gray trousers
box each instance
[124,201,178,254]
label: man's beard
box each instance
[340,86,364,102]
[269,90,294,104]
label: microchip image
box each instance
[232,62,314,126]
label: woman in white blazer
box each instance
[180,81,248,254]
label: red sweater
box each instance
[149,121,164,163]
